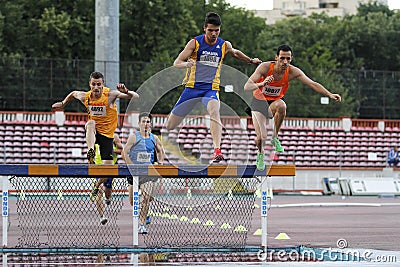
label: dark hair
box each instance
[89,71,104,81]
[276,44,293,56]
[204,12,221,26]
[139,112,152,121]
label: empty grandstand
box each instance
[1,111,398,169]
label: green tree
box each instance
[219,7,266,65]
[357,0,394,16]
[388,12,400,68]
[0,0,94,58]
[332,12,396,70]
[120,0,197,63]
[0,11,4,55]
[0,0,399,118]
[0,1,28,56]
[119,0,198,114]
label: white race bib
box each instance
[137,152,151,163]
[88,105,106,116]
[199,55,220,67]
[262,85,283,97]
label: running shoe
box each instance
[145,215,151,225]
[212,148,224,163]
[90,187,99,202]
[100,216,108,225]
[138,224,148,234]
[256,152,266,171]
[87,148,95,164]
[271,137,284,153]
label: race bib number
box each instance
[88,105,106,116]
[137,152,151,163]
[199,54,220,68]
[262,85,283,97]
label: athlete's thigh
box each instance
[96,133,114,161]
[268,99,286,116]
[201,90,219,108]
[171,88,202,117]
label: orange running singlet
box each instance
[84,87,118,138]
[253,62,290,101]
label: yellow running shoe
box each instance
[89,187,99,202]
[87,148,95,164]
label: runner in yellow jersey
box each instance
[51,71,139,202]
[93,134,123,225]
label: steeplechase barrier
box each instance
[0,164,295,265]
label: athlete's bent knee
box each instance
[86,120,96,131]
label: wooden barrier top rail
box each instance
[0,164,295,178]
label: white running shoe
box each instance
[138,224,148,234]
[100,216,108,225]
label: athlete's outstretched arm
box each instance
[294,67,342,102]
[225,41,262,65]
[51,91,86,111]
[173,39,196,69]
[108,83,139,106]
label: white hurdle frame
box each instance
[131,175,139,264]
[261,175,268,250]
[2,177,9,267]
[0,164,295,264]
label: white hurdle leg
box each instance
[131,175,139,264]
[261,175,268,253]
[2,176,9,267]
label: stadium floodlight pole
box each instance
[2,177,9,267]
[95,0,120,114]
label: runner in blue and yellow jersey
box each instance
[166,12,262,163]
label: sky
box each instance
[227,0,400,10]
[227,0,273,10]
[388,0,400,9]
